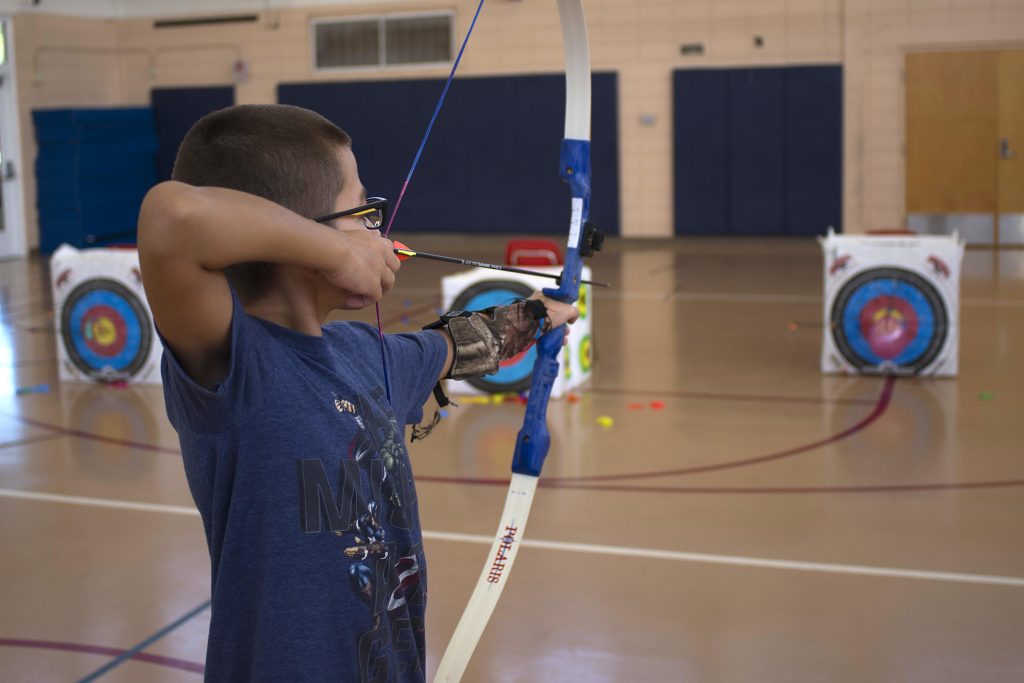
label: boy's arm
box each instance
[429,294,578,381]
[138,181,398,389]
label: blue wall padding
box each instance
[729,68,787,234]
[786,67,843,236]
[674,65,842,236]
[674,70,730,233]
[33,108,158,251]
[151,86,235,182]
[278,72,620,235]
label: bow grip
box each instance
[513,138,591,477]
[510,327,563,476]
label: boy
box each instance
[137,104,577,681]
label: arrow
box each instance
[393,241,609,287]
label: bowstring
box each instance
[375,0,486,404]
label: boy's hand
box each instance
[528,291,580,338]
[321,230,401,309]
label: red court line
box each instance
[586,386,877,406]
[553,376,896,482]
[5,378,1021,496]
[8,415,181,455]
[418,376,897,486]
[543,479,1024,495]
[0,639,204,673]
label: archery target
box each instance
[441,266,594,398]
[62,279,153,379]
[579,334,593,373]
[821,230,963,377]
[51,244,162,384]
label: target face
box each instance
[830,267,948,374]
[61,278,153,380]
[579,334,593,373]
[452,279,535,393]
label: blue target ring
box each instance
[452,279,535,393]
[61,279,152,380]
[842,279,935,366]
[830,268,947,374]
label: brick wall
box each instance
[10,0,1024,248]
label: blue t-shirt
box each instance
[160,291,447,682]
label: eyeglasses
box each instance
[314,197,388,230]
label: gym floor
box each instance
[0,236,1022,682]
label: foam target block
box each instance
[820,229,964,377]
[50,244,161,384]
[441,267,594,398]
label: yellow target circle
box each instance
[88,317,118,347]
[577,283,589,320]
[579,335,592,373]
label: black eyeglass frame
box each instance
[314,197,388,230]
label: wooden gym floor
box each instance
[0,236,1022,682]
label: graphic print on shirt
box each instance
[297,385,425,682]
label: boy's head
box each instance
[172,104,352,302]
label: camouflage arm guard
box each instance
[433,299,550,380]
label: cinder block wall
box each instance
[12,0,1024,248]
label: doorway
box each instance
[0,16,26,259]
[906,49,1024,246]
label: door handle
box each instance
[1001,137,1017,160]
[2,160,13,180]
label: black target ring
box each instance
[451,279,536,394]
[61,278,153,381]
[830,267,948,375]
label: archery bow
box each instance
[433,0,599,680]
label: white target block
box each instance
[441,267,594,398]
[820,229,964,377]
[50,244,161,384]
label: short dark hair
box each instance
[171,104,352,302]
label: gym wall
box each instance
[11,1,1024,248]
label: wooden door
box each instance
[906,49,1024,245]
[997,50,1024,244]
[905,50,998,243]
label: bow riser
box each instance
[511,138,590,477]
[546,138,591,302]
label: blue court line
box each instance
[76,598,211,682]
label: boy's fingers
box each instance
[381,239,401,271]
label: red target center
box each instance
[859,297,918,359]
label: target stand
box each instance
[50,244,161,384]
[820,229,964,377]
[441,267,594,398]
